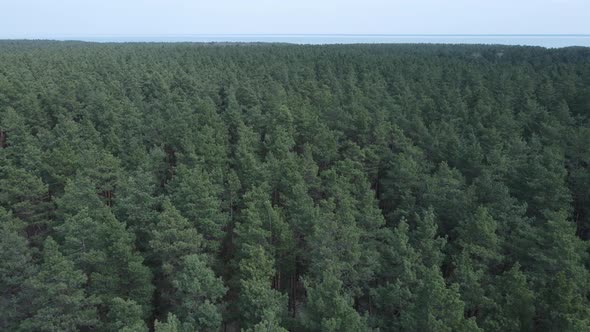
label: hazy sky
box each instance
[0,0,588,37]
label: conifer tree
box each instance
[232,185,289,329]
[154,314,181,332]
[527,210,590,330]
[0,106,43,171]
[0,208,35,330]
[0,164,50,231]
[452,207,502,320]
[302,271,368,332]
[172,254,227,331]
[106,297,149,332]
[236,245,287,330]
[56,207,154,319]
[481,263,535,332]
[20,237,97,332]
[113,168,161,251]
[167,164,227,254]
[401,266,481,332]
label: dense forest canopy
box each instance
[1,41,590,331]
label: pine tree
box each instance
[233,121,266,190]
[246,318,289,332]
[236,245,287,330]
[167,164,227,254]
[310,163,384,298]
[20,237,97,331]
[512,139,572,220]
[149,199,212,321]
[154,313,182,332]
[401,266,481,332]
[106,297,149,332]
[537,272,590,331]
[373,212,479,332]
[55,175,104,220]
[452,207,501,320]
[422,162,473,233]
[308,197,362,293]
[380,147,429,221]
[77,148,121,207]
[0,164,50,232]
[262,104,295,159]
[526,210,588,292]
[56,207,154,319]
[410,208,446,269]
[530,211,590,330]
[481,263,535,332]
[172,254,227,331]
[372,220,419,331]
[149,199,203,272]
[302,271,368,332]
[0,106,44,171]
[40,115,102,194]
[0,208,36,330]
[191,97,230,172]
[113,168,161,251]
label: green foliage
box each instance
[19,237,97,331]
[0,107,44,171]
[528,211,590,331]
[172,254,227,331]
[232,186,290,326]
[236,245,287,330]
[411,208,446,268]
[246,319,289,332]
[401,266,481,332]
[0,208,35,330]
[55,175,104,219]
[537,272,590,331]
[452,207,502,321]
[2,42,590,330]
[0,164,50,228]
[154,314,182,332]
[167,164,227,253]
[422,162,473,233]
[482,263,535,332]
[303,271,368,332]
[106,297,149,332]
[56,207,154,318]
[150,199,203,271]
[113,168,161,250]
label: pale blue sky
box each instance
[0,0,588,38]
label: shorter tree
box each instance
[154,314,181,332]
[302,271,368,332]
[20,237,97,332]
[172,254,227,331]
[106,297,148,332]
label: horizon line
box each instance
[2,33,590,38]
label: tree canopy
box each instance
[1,41,590,331]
